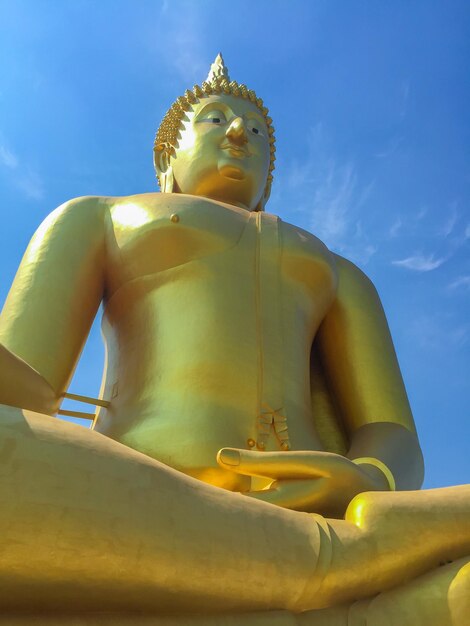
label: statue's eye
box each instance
[247,120,264,136]
[199,110,226,125]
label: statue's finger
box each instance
[217,447,334,479]
[246,478,327,511]
[244,487,282,505]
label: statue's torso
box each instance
[94,193,337,489]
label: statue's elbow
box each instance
[0,344,61,417]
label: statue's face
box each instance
[169,94,270,210]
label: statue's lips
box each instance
[220,143,251,158]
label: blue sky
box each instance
[0,0,468,488]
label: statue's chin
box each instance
[219,164,246,181]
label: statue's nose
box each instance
[226,117,247,145]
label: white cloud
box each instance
[410,315,468,350]
[391,200,468,273]
[450,325,469,347]
[340,243,377,266]
[392,253,447,272]
[375,136,403,159]
[448,275,470,291]
[14,169,44,200]
[157,2,208,84]
[311,160,356,243]
[440,203,458,237]
[399,80,410,119]
[389,217,402,237]
[0,140,44,200]
[0,144,18,169]
[280,123,378,267]
[355,180,375,210]
[416,206,428,221]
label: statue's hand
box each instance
[217,448,387,517]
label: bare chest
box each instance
[104,194,337,306]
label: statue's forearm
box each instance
[0,343,59,414]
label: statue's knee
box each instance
[344,491,377,528]
[448,557,470,625]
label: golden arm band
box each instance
[352,457,396,491]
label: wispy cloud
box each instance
[159,0,170,14]
[344,243,378,266]
[448,275,470,291]
[282,123,376,266]
[0,140,44,200]
[311,160,356,243]
[14,169,44,200]
[392,253,447,272]
[416,206,428,221]
[389,217,402,237]
[450,325,470,347]
[156,1,208,83]
[375,136,403,159]
[440,203,459,237]
[0,144,19,169]
[410,314,469,350]
[399,80,410,119]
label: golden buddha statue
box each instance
[0,54,468,625]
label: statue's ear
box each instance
[254,182,271,212]
[153,143,175,193]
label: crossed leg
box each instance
[1,403,469,618]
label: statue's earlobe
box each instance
[161,168,175,194]
[254,186,271,212]
[154,143,175,194]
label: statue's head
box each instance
[154,54,275,211]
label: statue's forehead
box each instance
[190,94,265,121]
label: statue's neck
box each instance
[178,190,253,212]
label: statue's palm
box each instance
[217,448,386,517]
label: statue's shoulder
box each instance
[281,219,334,256]
[51,193,167,217]
[31,195,111,245]
[332,253,378,297]
[46,193,172,234]
[44,194,113,224]
[280,219,337,274]
[52,195,109,213]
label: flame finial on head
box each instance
[154,54,276,205]
[206,53,230,83]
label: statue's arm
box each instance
[316,254,424,490]
[0,196,107,415]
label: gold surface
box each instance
[352,457,396,491]
[154,52,276,203]
[0,55,468,623]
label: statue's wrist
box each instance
[352,457,396,491]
